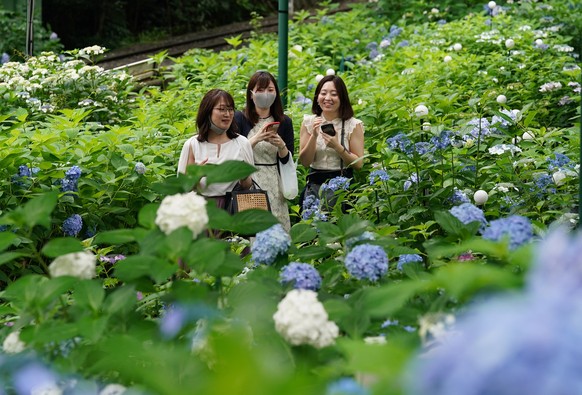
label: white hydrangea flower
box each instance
[488,144,522,155]
[3,331,26,353]
[99,384,127,395]
[553,171,567,186]
[31,384,63,395]
[414,104,429,117]
[539,81,562,92]
[364,335,387,345]
[273,289,339,348]
[155,192,208,239]
[49,251,96,279]
[473,190,489,205]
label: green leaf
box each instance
[434,210,480,238]
[0,251,30,267]
[227,210,279,236]
[204,161,256,184]
[74,280,105,312]
[9,192,58,229]
[114,255,177,284]
[22,322,79,346]
[290,245,334,260]
[0,232,18,253]
[94,229,147,245]
[77,316,108,342]
[138,203,159,229]
[104,285,138,316]
[41,237,85,258]
[362,281,425,317]
[184,238,228,274]
[290,223,318,243]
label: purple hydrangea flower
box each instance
[1,52,9,64]
[397,254,423,271]
[414,142,432,155]
[369,169,390,185]
[430,130,453,150]
[62,214,83,237]
[326,377,370,395]
[481,215,533,250]
[389,25,403,38]
[160,304,187,338]
[13,363,59,395]
[465,117,491,140]
[345,244,388,282]
[99,254,126,264]
[251,224,291,265]
[449,203,488,232]
[280,262,322,291]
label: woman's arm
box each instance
[299,118,322,167]
[177,138,195,175]
[239,137,255,189]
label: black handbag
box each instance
[226,180,271,214]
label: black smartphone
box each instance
[321,123,336,136]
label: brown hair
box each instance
[243,71,285,125]
[311,75,354,120]
[196,89,239,141]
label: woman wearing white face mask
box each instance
[234,71,295,231]
[178,89,254,208]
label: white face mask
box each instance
[252,91,276,109]
[209,120,227,135]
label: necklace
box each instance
[259,115,271,119]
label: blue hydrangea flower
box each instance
[321,176,351,193]
[414,142,432,156]
[389,25,403,38]
[160,304,187,338]
[386,132,413,154]
[326,377,370,395]
[450,188,470,205]
[464,117,491,140]
[369,169,389,185]
[365,42,378,50]
[397,40,410,47]
[397,254,423,271]
[406,293,582,395]
[13,362,59,395]
[369,49,380,60]
[491,109,519,130]
[61,165,82,192]
[302,194,327,221]
[344,244,388,282]
[481,215,533,250]
[547,153,572,171]
[62,214,83,237]
[293,94,312,107]
[430,130,453,150]
[280,262,322,291]
[346,231,376,250]
[449,203,488,232]
[1,52,9,64]
[404,173,419,191]
[251,224,291,265]
[134,162,146,174]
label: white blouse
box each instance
[302,114,364,170]
[177,135,254,196]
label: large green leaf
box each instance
[8,192,58,229]
[290,223,318,243]
[114,255,177,284]
[362,281,425,317]
[0,232,18,253]
[204,160,257,184]
[74,280,105,313]
[41,237,85,257]
[94,228,148,245]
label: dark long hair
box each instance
[311,75,354,121]
[196,89,239,142]
[243,71,285,125]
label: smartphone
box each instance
[264,121,280,133]
[321,123,336,136]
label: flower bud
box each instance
[414,104,429,117]
[522,131,534,140]
[496,94,507,104]
[453,43,462,51]
[444,55,452,63]
[505,39,515,49]
[315,74,324,82]
[326,68,335,76]
[488,1,497,9]
[473,190,489,205]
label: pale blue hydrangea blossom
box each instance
[280,262,322,291]
[344,244,388,282]
[397,254,423,271]
[481,215,533,250]
[326,377,370,395]
[449,203,488,232]
[251,224,291,265]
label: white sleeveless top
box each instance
[177,135,254,196]
[301,114,364,170]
